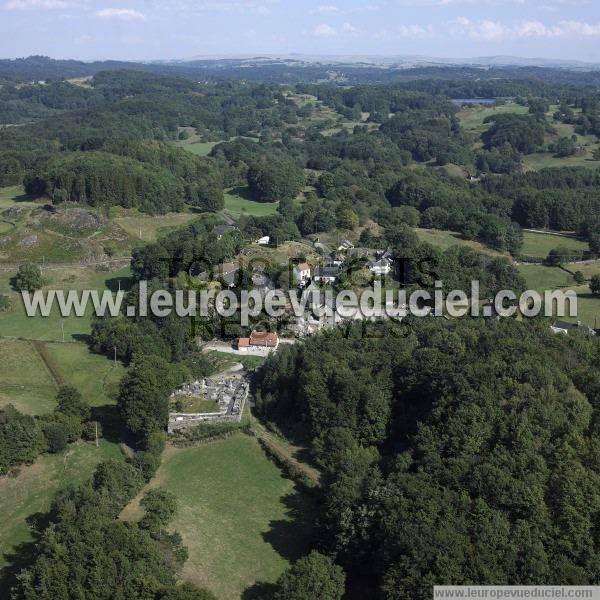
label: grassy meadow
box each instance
[224,188,279,218]
[121,434,315,600]
[520,231,589,258]
[414,228,507,257]
[0,264,131,341]
[0,339,124,414]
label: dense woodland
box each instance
[254,319,600,599]
[1,57,600,599]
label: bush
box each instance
[0,294,10,312]
[43,422,69,453]
[12,263,46,292]
[139,488,178,531]
[273,551,346,600]
[56,385,91,421]
[131,450,160,481]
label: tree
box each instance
[573,271,585,285]
[546,246,582,267]
[590,274,600,296]
[247,159,304,203]
[42,422,69,453]
[13,263,45,292]
[273,551,346,600]
[139,488,178,531]
[118,354,181,438]
[56,385,90,421]
[337,208,359,231]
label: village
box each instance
[167,224,597,432]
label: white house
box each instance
[551,321,596,336]
[370,258,392,276]
[257,235,270,245]
[295,262,311,282]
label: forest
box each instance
[254,318,600,599]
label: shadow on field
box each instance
[241,581,278,600]
[262,488,315,562]
[0,513,48,599]
[241,485,317,599]
[104,275,134,293]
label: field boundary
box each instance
[30,340,64,387]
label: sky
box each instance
[0,0,599,63]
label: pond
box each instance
[451,98,497,105]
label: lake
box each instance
[451,98,497,105]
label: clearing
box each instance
[414,228,507,257]
[224,188,280,218]
[121,433,315,600]
[520,231,589,259]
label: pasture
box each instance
[224,188,279,218]
[517,264,599,327]
[0,265,131,341]
[414,228,507,257]
[457,102,529,137]
[0,339,124,414]
[520,231,589,259]
[121,434,315,600]
[112,207,198,243]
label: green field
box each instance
[457,103,529,138]
[0,265,131,341]
[0,339,124,414]
[0,440,123,578]
[175,141,220,156]
[517,264,599,326]
[414,228,507,257]
[569,260,600,280]
[520,231,589,258]
[224,188,279,218]
[206,350,266,372]
[122,434,314,600]
[0,339,57,414]
[523,151,600,171]
[0,185,40,209]
[113,207,198,242]
[517,264,575,291]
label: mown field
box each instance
[224,188,279,218]
[0,440,124,579]
[0,338,124,414]
[414,228,507,257]
[517,263,599,326]
[121,434,315,600]
[0,264,131,341]
[520,231,589,258]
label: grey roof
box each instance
[370,258,391,268]
[314,265,341,278]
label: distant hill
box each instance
[1,55,600,87]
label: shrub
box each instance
[43,422,69,453]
